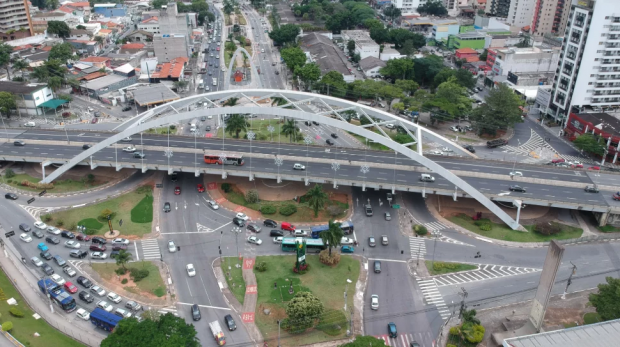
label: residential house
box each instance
[149,56,188,82]
[138,17,159,34]
[93,4,127,17]
[0,81,55,116]
[96,28,113,43]
[68,29,92,41]
[31,12,69,23]
[31,21,47,34]
[299,32,354,83]
[67,40,100,54]
[359,56,386,78]
[119,43,145,54]
[341,30,380,60]
[125,30,154,42]
[380,47,404,61]
[79,56,111,69]
[81,64,137,97]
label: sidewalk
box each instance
[0,228,105,346]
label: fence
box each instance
[552,234,620,246]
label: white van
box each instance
[420,174,435,182]
[24,121,35,127]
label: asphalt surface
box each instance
[244,9,285,90]
[200,6,224,94]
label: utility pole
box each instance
[277,319,281,347]
[561,262,577,300]
[458,287,468,319]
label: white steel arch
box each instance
[41,94,521,230]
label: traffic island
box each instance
[425,261,478,276]
[46,186,154,237]
[89,261,168,303]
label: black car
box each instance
[13,140,25,146]
[19,223,31,232]
[76,276,93,288]
[206,125,212,131]
[40,251,52,260]
[304,121,312,126]
[263,219,277,228]
[269,230,284,237]
[4,193,17,200]
[32,229,44,239]
[42,263,54,275]
[509,185,526,193]
[171,172,178,182]
[584,185,599,193]
[60,230,75,239]
[45,236,60,244]
[224,314,237,331]
[191,304,201,321]
[247,224,261,233]
[312,121,319,126]
[70,250,87,259]
[82,144,92,150]
[463,145,476,153]
[233,217,245,227]
[326,139,334,146]
[330,133,338,139]
[122,106,132,112]
[79,291,95,303]
[91,236,107,245]
[112,244,128,251]
[163,202,171,213]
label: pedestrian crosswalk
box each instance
[21,206,57,220]
[417,279,451,320]
[424,221,447,233]
[141,239,162,260]
[433,264,541,288]
[409,237,426,259]
[501,129,599,165]
[375,333,423,347]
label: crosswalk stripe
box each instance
[431,265,543,287]
[141,239,162,259]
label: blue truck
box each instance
[90,307,122,332]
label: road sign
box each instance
[119,219,123,227]
[4,230,14,238]
[27,198,35,204]
[392,204,400,209]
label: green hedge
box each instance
[260,204,276,214]
[279,204,298,216]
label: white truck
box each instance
[198,81,204,89]
[189,118,198,133]
[209,321,226,346]
[212,78,218,86]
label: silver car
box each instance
[168,240,177,253]
[31,256,43,267]
[207,200,219,210]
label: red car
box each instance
[76,233,91,242]
[174,187,181,195]
[64,282,78,294]
[89,244,106,252]
[551,158,565,164]
[613,193,620,201]
[197,184,205,193]
[588,166,601,171]
[572,164,584,169]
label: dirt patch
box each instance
[98,268,161,301]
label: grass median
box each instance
[91,261,166,298]
[2,172,103,194]
[448,213,583,242]
[425,261,477,276]
[221,257,245,305]
[47,186,153,237]
[254,255,360,347]
[0,268,84,347]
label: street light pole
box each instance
[0,116,8,143]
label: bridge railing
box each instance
[551,234,620,246]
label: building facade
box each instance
[341,30,380,60]
[152,3,191,62]
[0,0,33,37]
[0,82,54,116]
[507,0,536,29]
[548,0,620,124]
[491,46,560,76]
[532,0,572,37]
[93,4,127,17]
[487,0,511,17]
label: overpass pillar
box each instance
[195,169,200,177]
[362,183,366,192]
[304,178,309,186]
[168,168,173,175]
[514,200,523,225]
[222,171,227,179]
[614,152,618,164]
[277,175,281,183]
[41,161,51,180]
[142,166,149,174]
[116,163,123,172]
[90,156,98,170]
[422,187,426,198]
[598,211,610,227]
[249,173,254,181]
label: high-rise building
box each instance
[152,3,192,62]
[531,0,572,37]
[486,0,511,18]
[548,0,620,123]
[507,0,536,29]
[0,0,34,38]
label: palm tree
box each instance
[12,59,29,80]
[281,119,298,142]
[31,66,49,82]
[306,184,328,217]
[223,97,239,107]
[461,309,480,325]
[319,220,344,257]
[271,97,287,106]
[226,114,249,138]
[115,249,132,271]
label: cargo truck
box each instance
[486,139,508,148]
[209,321,226,345]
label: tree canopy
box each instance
[295,62,321,89]
[47,21,71,38]
[325,2,375,33]
[433,68,476,90]
[412,55,445,86]
[269,24,300,46]
[573,133,606,156]
[0,92,16,118]
[48,43,75,62]
[306,184,328,217]
[417,0,448,16]
[319,71,347,97]
[101,313,200,347]
[426,77,471,119]
[284,291,325,331]
[590,277,620,321]
[470,83,524,135]
[0,42,13,80]
[380,58,415,81]
[341,335,387,347]
[281,46,307,72]
[319,220,344,256]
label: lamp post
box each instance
[231,227,242,267]
[267,124,275,142]
[0,115,8,143]
[304,134,312,182]
[275,156,283,183]
[332,161,340,188]
[247,130,255,179]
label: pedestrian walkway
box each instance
[433,264,541,288]
[409,236,426,259]
[240,257,263,343]
[375,332,426,347]
[416,279,451,320]
[140,239,161,260]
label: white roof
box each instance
[94,3,117,7]
[114,63,134,74]
[504,318,620,347]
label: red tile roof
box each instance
[56,6,73,13]
[121,43,145,50]
[464,56,480,63]
[41,46,53,51]
[68,2,90,7]
[81,72,107,81]
[456,48,478,54]
[98,29,112,34]
[12,44,33,51]
[141,17,158,23]
[150,57,187,79]
[81,56,111,63]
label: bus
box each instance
[310,221,354,238]
[281,237,326,253]
[204,152,244,165]
[37,278,77,312]
[200,62,207,74]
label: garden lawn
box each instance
[223,184,348,223]
[3,173,103,194]
[145,126,174,135]
[91,261,166,297]
[221,257,245,305]
[253,255,360,347]
[425,261,477,276]
[0,268,84,347]
[598,225,620,233]
[215,119,308,144]
[48,187,153,236]
[583,312,602,324]
[448,214,583,242]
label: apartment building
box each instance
[152,3,191,62]
[548,0,620,124]
[507,0,536,29]
[531,0,572,37]
[0,0,33,37]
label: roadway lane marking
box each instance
[366,258,407,263]
[177,302,230,310]
[133,241,140,261]
[186,278,193,296]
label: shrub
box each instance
[1,321,13,332]
[55,220,64,227]
[130,268,150,282]
[6,179,11,184]
[99,208,115,221]
[170,125,176,130]
[413,225,428,236]
[9,308,24,318]
[449,326,460,336]
[447,345,456,347]
[246,189,259,203]
[221,183,232,193]
[121,278,128,284]
[279,204,298,216]
[319,249,340,265]
[254,261,267,272]
[326,205,344,217]
[260,204,276,214]
[115,268,127,275]
[465,324,485,343]
[42,214,52,222]
[4,168,14,178]
[479,223,492,231]
[87,173,95,183]
[534,222,561,235]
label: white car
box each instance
[293,163,305,170]
[293,229,309,237]
[273,236,283,244]
[122,146,136,152]
[247,236,262,245]
[449,126,460,132]
[107,292,122,304]
[34,221,48,230]
[186,264,196,277]
[50,274,66,285]
[91,285,106,297]
[47,226,61,235]
[97,300,113,312]
[76,308,90,321]
[509,171,523,177]
[112,238,129,245]
[441,147,454,153]
[340,237,354,245]
[385,124,394,129]
[64,240,81,249]
[207,200,219,210]
[427,150,443,156]
[371,294,379,310]
[19,233,32,243]
[31,256,43,267]
[236,213,249,221]
[63,266,77,277]
[168,240,177,253]
[91,252,107,260]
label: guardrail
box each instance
[552,234,620,246]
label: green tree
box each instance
[223,0,234,15]
[427,77,471,120]
[573,133,606,157]
[379,58,414,81]
[280,119,299,142]
[11,59,29,79]
[285,291,324,330]
[516,34,531,48]
[432,68,456,89]
[461,309,481,325]
[268,24,300,46]
[0,92,16,118]
[45,0,59,10]
[281,46,307,72]
[378,84,404,111]
[412,55,445,86]
[47,76,63,95]
[271,97,287,106]
[470,83,524,135]
[319,71,347,97]
[115,249,132,271]
[363,18,384,32]
[370,27,389,43]
[225,114,249,138]
[417,0,448,16]
[401,40,415,57]
[0,42,13,80]
[76,24,86,30]
[223,97,239,107]
[454,69,476,90]
[94,35,105,47]
[172,80,188,92]
[306,184,328,217]
[319,220,344,256]
[479,49,488,61]
[590,276,620,320]
[47,21,71,38]
[101,312,200,347]
[341,335,387,347]
[395,79,419,95]
[295,63,321,90]
[347,40,355,56]
[31,65,49,82]
[49,42,75,62]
